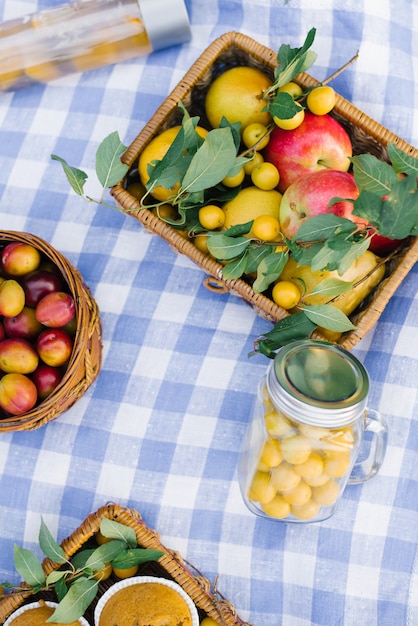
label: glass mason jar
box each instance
[0,0,191,92]
[238,340,388,523]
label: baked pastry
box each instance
[97,579,195,626]
[6,600,85,625]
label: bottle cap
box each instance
[267,340,369,427]
[139,0,192,51]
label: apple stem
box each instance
[322,51,360,86]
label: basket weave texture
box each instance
[111,31,418,351]
[0,503,250,626]
[0,231,102,432]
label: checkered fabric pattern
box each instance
[0,1,417,625]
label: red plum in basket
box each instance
[0,372,38,414]
[21,269,65,307]
[36,328,73,367]
[31,363,64,400]
[35,291,75,327]
[3,306,43,339]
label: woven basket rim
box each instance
[111,31,418,351]
[0,230,102,432]
[0,503,251,626]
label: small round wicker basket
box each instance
[0,231,102,432]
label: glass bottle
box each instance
[0,0,191,92]
[238,340,388,523]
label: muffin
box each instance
[94,576,199,626]
[4,600,89,625]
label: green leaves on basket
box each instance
[1,517,164,624]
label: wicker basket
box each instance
[0,231,102,432]
[111,31,418,351]
[0,503,250,626]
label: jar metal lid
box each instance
[267,340,369,427]
[139,0,192,51]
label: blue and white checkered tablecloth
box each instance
[0,1,417,625]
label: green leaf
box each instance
[99,518,137,549]
[51,155,88,197]
[267,92,303,120]
[222,251,249,280]
[274,28,317,89]
[302,305,357,331]
[378,175,418,238]
[244,244,274,274]
[46,570,69,587]
[48,577,98,624]
[310,236,370,274]
[351,153,398,196]
[181,127,238,193]
[13,545,45,587]
[111,548,163,569]
[207,233,251,260]
[85,541,127,571]
[295,214,356,243]
[95,131,129,188]
[39,518,67,564]
[309,277,353,298]
[252,251,288,293]
[54,576,68,602]
[253,312,317,358]
[387,143,418,177]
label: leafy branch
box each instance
[0,518,163,624]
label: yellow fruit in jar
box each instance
[303,473,330,487]
[222,186,282,230]
[25,61,62,82]
[138,125,208,203]
[248,471,276,504]
[280,434,312,465]
[291,499,321,521]
[264,409,294,438]
[312,479,340,506]
[259,438,282,468]
[261,494,291,519]
[205,66,273,131]
[282,480,312,506]
[270,463,301,492]
[322,450,352,478]
[294,452,324,479]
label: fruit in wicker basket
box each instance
[205,65,273,130]
[279,169,364,239]
[0,372,38,415]
[265,111,352,193]
[0,240,78,415]
[1,241,41,276]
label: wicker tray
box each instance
[0,231,102,432]
[111,31,418,351]
[0,503,250,625]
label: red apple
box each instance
[36,328,73,367]
[264,111,353,192]
[0,372,38,415]
[31,363,64,400]
[279,169,367,239]
[367,229,407,256]
[35,291,75,327]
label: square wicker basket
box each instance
[112,31,418,351]
[0,503,249,625]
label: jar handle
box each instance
[348,408,388,484]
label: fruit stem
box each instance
[322,51,360,86]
